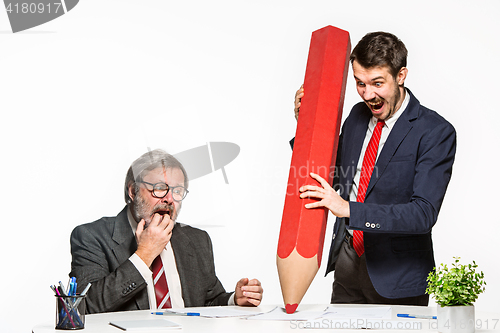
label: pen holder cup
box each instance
[55,295,86,330]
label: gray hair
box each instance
[124,149,189,204]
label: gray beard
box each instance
[132,193,179,227]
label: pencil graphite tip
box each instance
[285,303,298,314]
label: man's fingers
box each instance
[299,186,326,200]
[246,278,261,286]
[298,173,332,194]
[236,277,249,288]
[246,298,261,306]
[152,213,174,231]
[235,278,262,307]
[241,283,262,292]
[242,286,263,296]
[305,201,325,209]
[309,172,330,188]
[241,279,263,295]
[161,215,174,231]
[300,191,324,200]
[136,219,146,237]
[295,86,304,99]
[242,291,262,301]
[294,84,304,120]
[299,184,323,193]
[150,213,164,226]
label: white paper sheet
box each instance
[323,306,392,319]
[109,319,181,330]
[246,306,392,321]
[246,306,327,321]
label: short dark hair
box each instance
[350,32,407,79]
[124,149,189,204]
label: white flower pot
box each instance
[437,305,475,333]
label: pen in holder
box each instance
[55,294,86,330]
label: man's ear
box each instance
[397,67,408,86]
[128,183,136,202]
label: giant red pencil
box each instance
[277,25,350,314]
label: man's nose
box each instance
[162,190,174,203]
[362,85,376,101]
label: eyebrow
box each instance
[354,75,385,82]
[143,180,184,187]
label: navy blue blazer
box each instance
[322,89,456,299]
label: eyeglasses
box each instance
[138,181,189,201]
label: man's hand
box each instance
[234,278,263,307]
[135,213,174,267]
[299,172,350,218]
[294,84,304,121]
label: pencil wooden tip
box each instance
[277,250,319,310]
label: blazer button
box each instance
[365,222,371,228]
[376,224,381,229]
[371,223,376,229]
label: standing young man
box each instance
[295,32,456,305]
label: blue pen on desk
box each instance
[69,277,76,296]
[397,314,437,319]
[152,311,200,316]
[71,283,91,309]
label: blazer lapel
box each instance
[365,89,420,197]
[111,207,137,264]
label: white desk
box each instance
[32,304,500,333]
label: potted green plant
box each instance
[426,257,486,333]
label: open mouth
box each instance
[368,100,384,112]
[153,208,171,217]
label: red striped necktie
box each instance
[152,255,172,309]
[353,120,385,257]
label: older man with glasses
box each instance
[69,149,263,314]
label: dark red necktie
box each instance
[152,255,172,309]
[353,120,385,257]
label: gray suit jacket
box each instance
[70,207,232,314]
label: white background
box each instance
[1,0,499,331]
